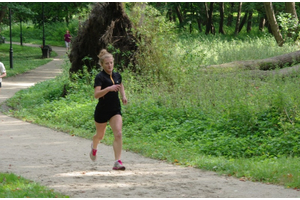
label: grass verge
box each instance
[2,31,300,191]
[0,173,68,198]
[0,44,65,197]
[0,43,57,77]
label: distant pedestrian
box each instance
[90,49,128,170]
[64,30,72,52]
[0,62,7,93]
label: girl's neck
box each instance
[103,69,112,75]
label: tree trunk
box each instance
[167,7,174,21]
[285,2,298,20]
[247,12,253,33]
[234,2,242,36]
[196,18,202,32]
[189,3,193,33]
[259,16,265,31]
[204,2,209,33]
[0,5,7,23]
[238,12,248,33]
[206,50,300,71]
[205,2,214,35]
[264,2,284,47]
[249,64,300,80]
[175,3,184,25]
[219,2,225,34]
[226,2,234,26]
[285,2,298,38]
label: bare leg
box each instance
[109,114,123,160]
[93,122,107,149]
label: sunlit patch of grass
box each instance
[0,173,69,198]
[0,44,56,77]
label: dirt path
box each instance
[0,44,299,198]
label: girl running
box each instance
[90,49,128,170]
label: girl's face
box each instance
[102,57,114,74]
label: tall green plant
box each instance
[277,12,300,43]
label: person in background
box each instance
[90,49,128,170]
[0,62,7,94]
[64,30,72,52]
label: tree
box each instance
[285,2,297,20]
[69,2,137,74]
[284,2,298,39]
[127,2,298,38]
[219,2,225,34]
[246,12,253,33]
[207,50,300,71]
[226,3,234,26]
[27,2,89,27]
[234,2,242,36]
[174,3,184,25]
[238,12,248,33]
[0,3,7,24]
[264,2,284,46]
[205,2,214,35]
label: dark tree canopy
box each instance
[69,2,137,74]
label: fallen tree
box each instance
[248,64,300,80]
[69,2,137,74]
[206,50,300,71]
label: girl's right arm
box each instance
[94,85,121,99]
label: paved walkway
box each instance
[0,44,64,104]
[0,43,299,198]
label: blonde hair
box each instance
[97,49,114,67]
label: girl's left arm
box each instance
[120,83,127,105]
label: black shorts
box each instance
[0,82,1,88]
[94,109,122,123]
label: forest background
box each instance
[0,2,300,192]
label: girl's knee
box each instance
[94,133,104,141]
[114,131,122,140]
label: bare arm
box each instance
[120,83,127,105]
[94,84,121,99]
[0,72,6,78]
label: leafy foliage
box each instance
[3,4,300,189]
[277,12,300,43]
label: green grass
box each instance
[2,10,300,192]
[0,43,64,197]
[0,173,68,198]
[4,34,300,189]
[0,43,56,77]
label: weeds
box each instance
[3,5,300,189]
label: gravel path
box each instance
[0,44,299,198]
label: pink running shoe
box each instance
[90,143,97,161]
[113,160,126,170]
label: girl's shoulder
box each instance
[96,71,105,78]
[113,71,121,77]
